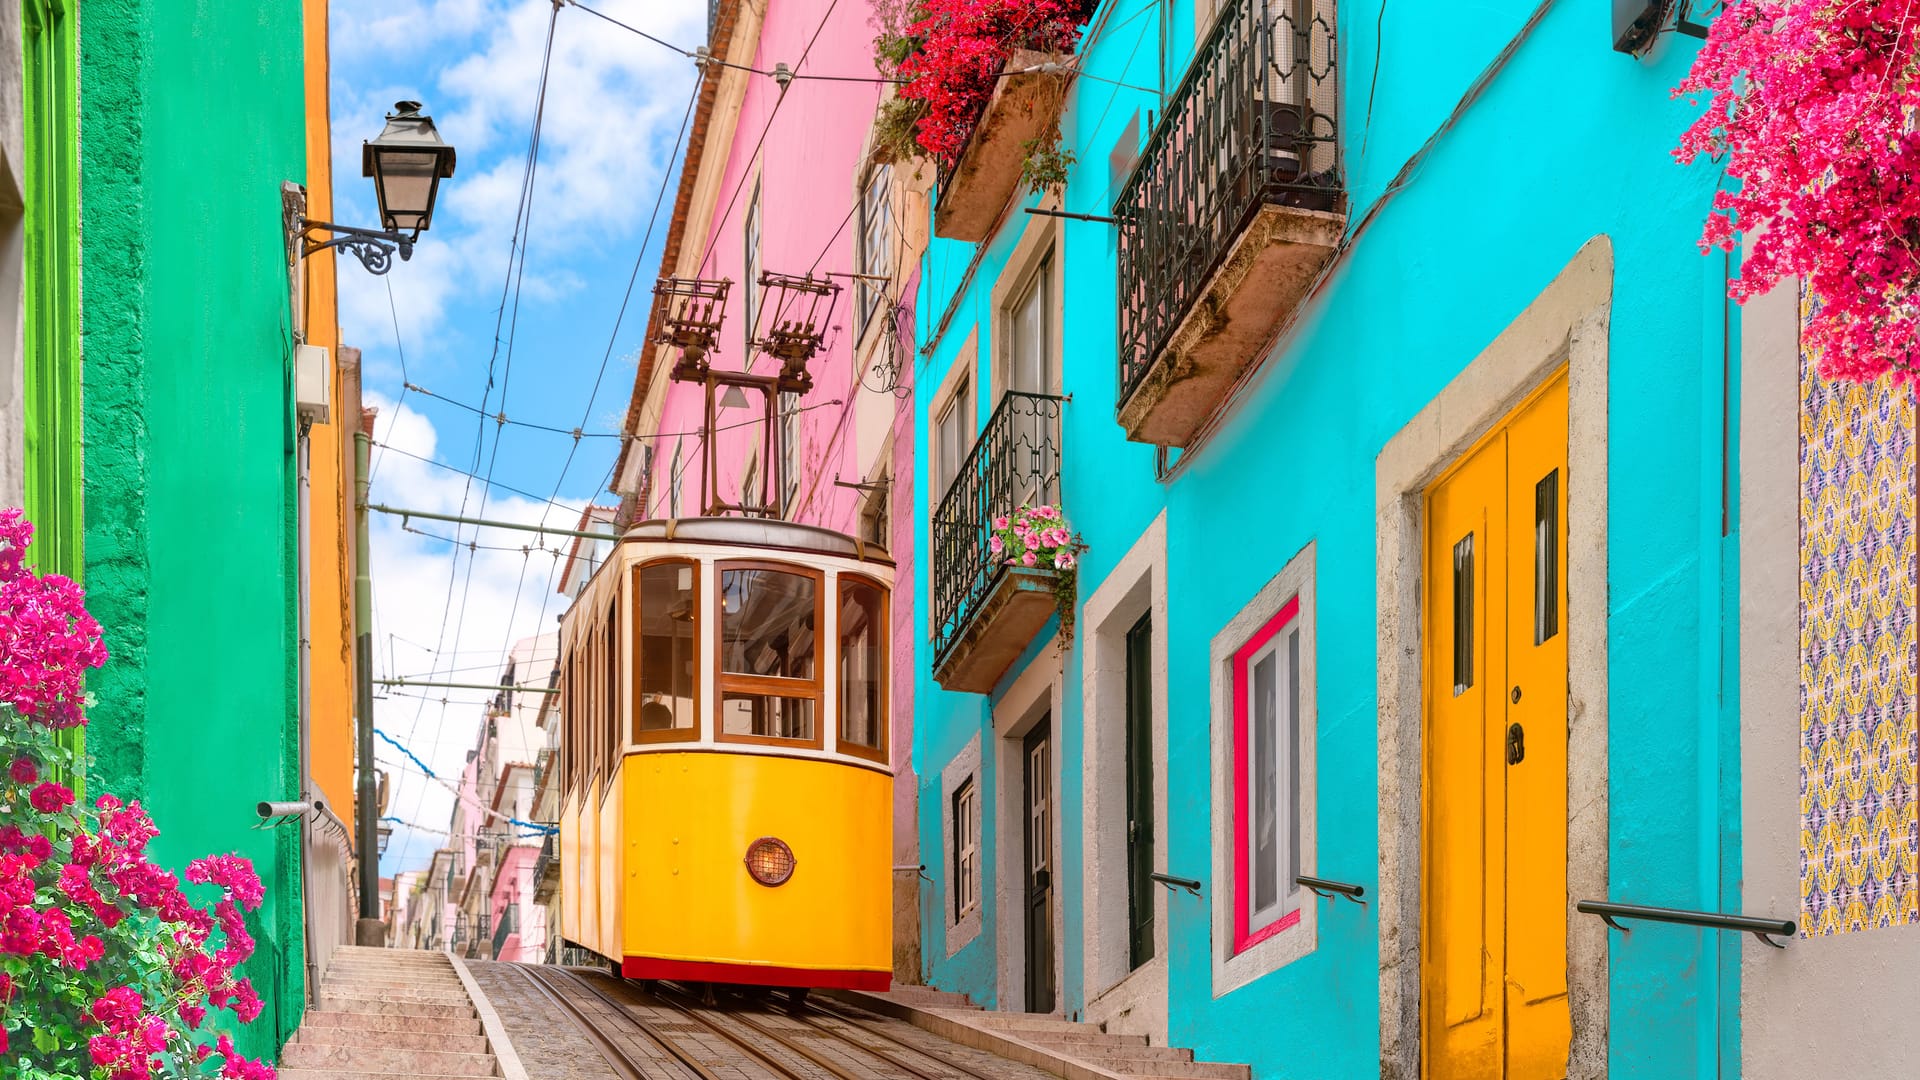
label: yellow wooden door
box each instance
[1423,373,1570,1079]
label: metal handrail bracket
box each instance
[1297,874,1366,906]
[1150,872,1203,896]
[1576,899,1797,949]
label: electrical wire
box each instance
[401,381,623,438]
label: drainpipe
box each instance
[296,422,323,1001]
[354,410,385,943]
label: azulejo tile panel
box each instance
[1799,298,1919,936]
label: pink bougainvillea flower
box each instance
[1675,0,1920,381]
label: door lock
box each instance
[1506,722,1525,765]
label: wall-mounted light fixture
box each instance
[294,100,458,275]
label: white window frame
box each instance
[1209,541,1318,997]
[781,391,802,517]
[941,733,984,956]
[743,178,763,360]
[932,374,971,501]
[855,163,893,339]
[1243,626,1300,933]
[669,440,684,518]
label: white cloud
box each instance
[332,0,705,346]
[363,392,603,874]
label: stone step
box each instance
[316,996,477,1019]
[294,1025,492,1055]
[1008,1027,1151,1047]
[300,1010,483,1036]
[973,1013,1109,1034]
[886,986,980,1008]
[332,946,448,958]
[325,960,459,973]
[324,972,465,985]
[325,978,469,994]
[1094,1060,1249,1080]
[322,984,473,1004]
[280,1042,498,1076]
[1028,1039,1193,1062]
[324,962,460,977]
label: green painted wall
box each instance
[79,0,309,1059]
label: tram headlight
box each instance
[744,837,797,886]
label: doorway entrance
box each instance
[1422,371,1570,1079]
[1023,720,1057,1014]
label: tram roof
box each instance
[622,517,893,566]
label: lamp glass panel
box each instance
[375,149,441,228]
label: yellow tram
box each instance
[557,517,894,990]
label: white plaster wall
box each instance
[1737,274,1920,1077]
[0,0,24,507]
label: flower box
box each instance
[933,566,1065,693]
[932,49,1071,242]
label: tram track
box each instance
[512,962,1017,1080]
[510,960,1021,1076]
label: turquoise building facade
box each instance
[907,2,1745,1076]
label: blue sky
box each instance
[327,0,707,877]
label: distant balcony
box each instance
[1114,0,1344,447]
[492,905,517,958]
[934,48,1072,242]
[532,835,560,903]
[933,392,1064,694]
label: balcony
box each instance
[1113,0,1343,447]
[932,392,1064,693]
[934,48,1072,242]
[532,834,560,903]
[492,904,518,958]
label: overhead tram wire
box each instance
[479,75,702,695]
[396,0,564,836]
[368,276,414,484]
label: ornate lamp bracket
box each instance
[299,219,414,276]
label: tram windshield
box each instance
[719,565,821,742]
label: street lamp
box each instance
[297,100,457,275]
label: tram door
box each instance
[1023,721,1057,1014]
[1422,373,1570,1079]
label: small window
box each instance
[953,778,980,920]
[781,392,802,517]
[744,180,763,358]
[716,562,823,746]
[632,561,698,742]
[1451,533,1474,695]
[1008,256,1054,396]
[741,457,760,515]
[934,378,972,499]
[670,440,684,518]
[856,164,893,336]
[1535,469,1560,644]
[604,596,618,767]
[1233,595,1304,951]
[838,577,888,762]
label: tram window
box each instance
[838,577,888,761]
[633,561,698,741]
[604,598,617,761]
[721,693,816,740]
[716,562,823,746]
[720,567,817,680]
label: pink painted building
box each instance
[609,0,932,978]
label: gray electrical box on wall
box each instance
[295,343,331,424]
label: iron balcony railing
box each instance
[932,391,1064,665]
[492,904,517,956]
[1113,0,1341,407]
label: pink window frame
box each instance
[1232,593,1302,954]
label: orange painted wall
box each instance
[303,0,356,823]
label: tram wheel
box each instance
[786,987,809,1013]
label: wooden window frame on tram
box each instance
[837,572,891,766]
[631,558,701,746]
[714,558,827,752]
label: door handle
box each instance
[1506,722,1525,765]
